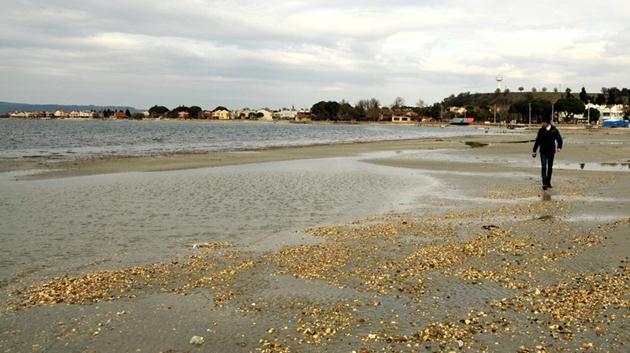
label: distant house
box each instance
[580,103,626,123]
[177,111,190,120]
[392,115,411,123]
[211,107,231,120]
[69,111,95,118]
[113,111,126,119]
[273,108,299,120]
[391,111,417,123]
[257,109,274,121]
[597,104,624,120]
[294,112,312,122]
[449,106,467,115]
[8,112,27,118]
[232,109,252,119]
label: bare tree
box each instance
[367,98,381,120]
[392,96,405,109]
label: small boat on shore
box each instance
[602,119,629,128]
[450,117,474,125]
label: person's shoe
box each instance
[542,185,548,191]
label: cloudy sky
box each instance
[1,0,629,109]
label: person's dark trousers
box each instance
[540,153,555,186]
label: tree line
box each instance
[309,97,445,121]
[147,105,204,119]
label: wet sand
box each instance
[1,128,629,353]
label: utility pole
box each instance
[528,102,532,127]
[493,104,497,124]
[551,102,555,124]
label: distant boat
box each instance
[507,123,527,130]
[602,119,629,128]
[450,117,474,125]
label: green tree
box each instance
[337,101,355,121]
[555,96,585,121]
[595,94,606,105]
[172,105,190,113]
[579,87,589,103]
[586,108,600,123]
[189,106,203,119]
[124,109,131,118]
[310,101,340,120]
[508,98,552,123]
[607,87,623,104]
[565,88,572,98]
[148,105,169,117]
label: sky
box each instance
[1,0,629,110]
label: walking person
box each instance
[532,116,563,190]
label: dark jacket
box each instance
[533,125,563,155]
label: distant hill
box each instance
[0,101,141,115]
[442,91,569,108]
[441,90,628,108]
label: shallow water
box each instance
[0,156,437,286]
[392,148,630,172]
[0,119,493,160]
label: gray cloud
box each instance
[1,0,629,109]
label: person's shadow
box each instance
[541,192,552,202]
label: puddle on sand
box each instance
[574,162,630,171]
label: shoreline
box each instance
[2,126,629,180]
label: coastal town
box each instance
[3,86,629,127]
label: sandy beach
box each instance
[1,127,629,353]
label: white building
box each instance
[580,103,626,122]
[257,109,274,121]
[448,106,466,115]
[232,109,254,119]
[68,111,95,118]
[273,108,298,120]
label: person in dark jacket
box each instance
[532,117,563,190]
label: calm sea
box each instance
[0,119,490,160]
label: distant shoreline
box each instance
[2,116,621,130]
